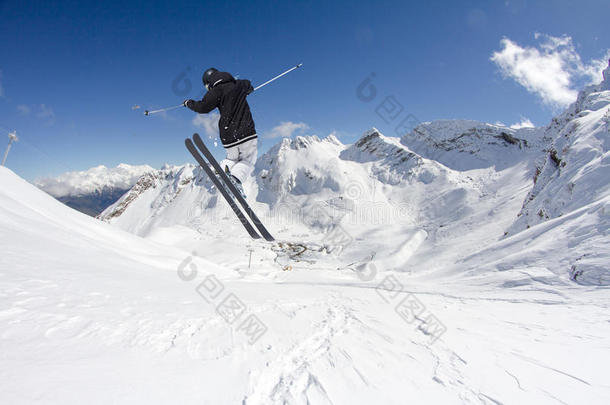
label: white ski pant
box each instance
[220,137,258,184]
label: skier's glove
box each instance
[183,99,194,109]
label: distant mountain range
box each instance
[34,164,154,216]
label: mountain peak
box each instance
[293,135,321,149]
[569,59,610,114]
[352,128,384,147]
[276,134,344,151]
[341,128,424,183]
[325,133,342,146]
[361,127,382,137]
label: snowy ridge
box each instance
[401,119,546,171]
[99,164,197,223]
[497,63,610,284]
[35,163,154,197]
[99,164,204,236]
[340,128,423,183]
[517,61,610,225]
[256,134,347,205]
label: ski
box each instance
[185,138,261,240]
[192,133,275,242]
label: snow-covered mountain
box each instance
[98,131,517,292]
[512,63,610,228]
[35,163,154,216]
[468,62,610,285]
[401,119,547,171]
[99,131,496,271]
[100,63,610,287]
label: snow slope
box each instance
[3,160,610,404]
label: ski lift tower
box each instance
[2,131,18,166]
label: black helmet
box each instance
[202,67,218,90]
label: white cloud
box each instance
[17,104,30,114]
[192,112,220,138]
[491,34,610,108]
[265,121,309,139]
[510,117,535,129]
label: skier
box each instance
[184,68,257,198]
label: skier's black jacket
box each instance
[187,71,256,148]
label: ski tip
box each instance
[144,110,149,116]
[296,63,303,68]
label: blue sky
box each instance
[0,0,608,180]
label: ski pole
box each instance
[144,63,302,116]
[143,103,184,116]
[253,63,303,91]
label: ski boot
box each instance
[224,165,247,200]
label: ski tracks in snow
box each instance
[243,297,352,404]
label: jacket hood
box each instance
[208,71,235,88]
